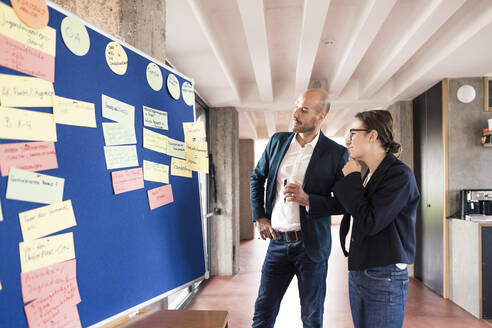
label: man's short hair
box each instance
[306,89,330,114]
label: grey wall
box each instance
[448,78,492,216]
[387,101,414,169]
[239,139,255,240]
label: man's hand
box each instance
[283,183,309,206]
[342,157,362,176]
[256,218,277,240]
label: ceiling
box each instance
[166,0,492,140]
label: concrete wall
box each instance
[387,101,414,169]
[239,139,255,240]
[209,107,240,275]
[447,78,492,216]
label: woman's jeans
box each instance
[348,265,409,328]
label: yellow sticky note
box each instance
[53,95,96,128]
[143,128,167,154]
[19,200,77,241]
[143,160,169,184]
[0,107,57,141]
[0,2,56,56]
[0,74,54,107]
[102,122,136,146]
[171,157,192,178]
[104,145,138,170]
[187,154,209,174]
[19,232,75,273]
[167,137,185,159]
[183,121,206,140]
[185,141,208,158]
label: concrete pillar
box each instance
[239,139,255,240]
[51,0,166,62]
[387,101,414,169]
[209,107,240,275]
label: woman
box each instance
[332,110,420,328]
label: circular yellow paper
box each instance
[61,16,90,56]
[12,0,49,29]
[182,81,194,106]
[146,62,163,91]
[167,74,180,100]
[105,41,128,75]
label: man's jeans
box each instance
[252,239,328,328]
[349,265,409,328]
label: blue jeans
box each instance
[252,239,328,328]
[349,265,409,328]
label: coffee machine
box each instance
[460,189,492,221]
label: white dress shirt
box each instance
[270,132,320,232]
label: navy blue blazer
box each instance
[250,131,348,262]
[333,152,420,271]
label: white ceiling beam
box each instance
[242,112,258,139]
[294,0,332,97]
[390,0,492,102]
[329,0,397,98]
[236,0,273,102]
[263,111,276,138]
[360,0,465,99]
[187,0,240,103]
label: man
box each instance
[250,89,348,328]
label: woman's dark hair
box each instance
[355,110,401,154]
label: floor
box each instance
[187,225,492,327]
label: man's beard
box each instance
[292,118,316,133]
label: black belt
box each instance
[274,229,302,242]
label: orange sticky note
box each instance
[0,141,58,176]
[0,34,55,82]
[11,0,49,30]
[147,184,174,210]
[20,259,77,303]
[111,167,144,195]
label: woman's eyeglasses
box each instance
[345,129,371,141]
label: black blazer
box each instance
[250,131,348,262]
[332,153,420,271]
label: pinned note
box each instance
[166,73,180,99]
[0,141,58,177]
[0,107,57,141]
[0,74,54,107]
[143,105,168,130]
[182,81,194,106]
[143,160,169,184]
[19,232,75,273]
[60,16,90,56]
[101,94,134,125]
[186,154,209,174]
[147,184,174,210]
[7,168,64,204]
[53,95,96,128]
[183,121,206,140]
[171,157,192,178]
[186,141,209,173]
[105,41,128,75]
[111,167,144,194]
[11,0,49,29]
[20,259,77,303]
[102,123,136,146]
[146,62,163,91]
[167,137,185,159]
[19,200,77,241]
[104,145,138,170]
[143,128,167,154]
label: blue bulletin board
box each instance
[0,1,206,327]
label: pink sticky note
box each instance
[147,184,174,210]
[20,259,76,303]
[50,305,82,328]
[24,279,81,328]
[111,167,144,194]
[0,34,55,82]
[0,141,58,176]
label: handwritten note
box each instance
[143,160,169,184]
[143,128,167,154]
[0,34,55,82]
[0,141,58,176]
[104,145,138,170]
[21,259,77,303]
[19,232,75,273]
[111,167,144,194]
[60,16,90,56]
[167,137,185,159]
[0,2,56,56]
[11,0,50,29]
[183,121,206,140]
[0,106,57,141]
[185,141,208,157]
[143,105,168,130]
[171,157,192,178]
[166,73,180,100]
[146,62,163,91]
[148,184,174,210]
[101,94,134,125]
[102,123,136,146]
[187,154,209,174]
[53,95,96,128]
[19,200,77,241]
[7,168,64,204]
[105,41,128,75]
[0,74,54,107]
[182,81,195,106]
